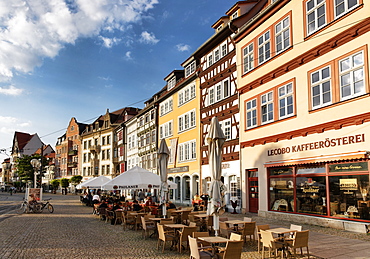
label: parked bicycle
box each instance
[16,198,54,214]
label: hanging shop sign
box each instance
[167,166,189,174]
[267,134,365,156]
[339,178,358,191]
[329,162,368,172]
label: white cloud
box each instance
[0,0,159,82]
[99,36,121,48]
[139,31,159,44]
[0,116,31,135]
[125,51,133,60]
[176,43,191,52]
[0,85,24,96]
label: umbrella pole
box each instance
[162,191,167,218]
[214,214,219,236]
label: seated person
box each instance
[145,196,154,207]
[192,193,202,205]
[166,201,176,209]
[132,200,142,211]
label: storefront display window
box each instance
[329,175,370,220]
[269,177,294,212]
[296,176,327,215]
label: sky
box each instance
[0,0,236,162]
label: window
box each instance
[83,141,87,150]
[179,83,196,106]
[220,119,232,140]
[209,88,215,105]
[160,120,173,139]
[243,43,254,74]
[231,11,238,19]
[221,43,227,57]
[246,99,257,129]
[168,77,176,90]
[216,83,222,102]
[278,83,294,119]
[185,61,196,77]
[151,130,156,143]
[214,49,220,62]
[223,79,230,98]
[311,66,332,108]
[258,31,271,65]
[107,149,111,160]
[208,54,213,67]
[106,165,110,175]
[102,136,106,146]
[101,165,105,175]
[160,97,173,116]
[335,0,358,18]
[107,135,111,145]
[261,91,274,124]
[178,140,196,162]
[339,51,364,100]
[306,0,326,35]
[275,16,290,54]
[101,150,105,160]
[229,175,239,200]
[178,110,196,133]
[128,136,131,149]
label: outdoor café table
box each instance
[198,236,230,256]
[163,223,187,251]
[267,227,295,238]
[194,214,208,231]
[224,219,249,231]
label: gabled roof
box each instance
[13,131,33,151]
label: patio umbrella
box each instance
[206,116,226,236]
[158,138,170,218]
[76,177,96,189]
[102,166,176,190]
[79,175,111,189]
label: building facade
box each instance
[236,0,370,229]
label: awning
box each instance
[264,151,368,167]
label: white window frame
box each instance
[339,51,365,101]
[246,99,257,129]
[208,53,213,68]
[185,61,196,78]
[160,97,173,116]
[160,120,173,139]
[258,30,271,65]
[275,16,290,54]
[306,0,327,36]
[214,48,220,62]
[178,140,196,162]
[278,83,294,119]
[261,91,274,124]
[178,109,196,133]
[243,43,254,74]
[220,118,232,140]
[221,43,227,57]
[334,0,359,19]
[311,65,332,109]
[168,77,176,90]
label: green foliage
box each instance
[60,178,70,188]
[15,154,49,182]
[70,175,82,186]
[51,179,60,189]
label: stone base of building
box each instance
[258,210,369,234]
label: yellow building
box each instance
[158,58,201,205]
[235,0,370,231]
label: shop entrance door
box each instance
[248,170,258,213]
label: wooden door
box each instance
[248,170,258,213]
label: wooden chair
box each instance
[188,236,213,259]
[230,232,243,241]
[97,208,107,221]
[105,209,114,224]
[216,240,244,259]
[188,214,202,231]
[178,226,197,253]
[141,216,156,239]
[157,224,176,253]
[260,230,285,259]
[206,215,213,234]
[219,217,229,222]
[123,211,136,230]
[289,224,303,239]
[114,210,124,225]
[286,230,310,258]
[239,221,256,243]
[181,210,191,225]
[256,224,270,253]
[220,221,235,238]
[192,232,211,249]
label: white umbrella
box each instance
[206,116,226,236]
[102,166,176,190]
[79,175,111,189]
[158,139,170,218]
[76,177,95,189]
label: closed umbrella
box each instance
[206,117,226,236]
[158,138,170,218]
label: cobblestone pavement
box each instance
[0,193,369,259]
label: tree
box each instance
[50,179,60,194]
[15,154,49,183]
[70,175,82,194]
[60,178,70,195]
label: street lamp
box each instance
[30,158,41,188]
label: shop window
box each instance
[183,176,191,200]
[169,177,174,199]
[270,176,294,212]
[329,174,370,220]
[229,175,240,200]
[296,176,327,215]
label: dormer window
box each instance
[217,24,223,31]
[168,77,176,90]
[231,11,238,20]
[185,61,196,78]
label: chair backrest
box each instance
[290,224,302,231]
[141,216,147,230]
[260,230,274,248]
[242,222,256,235]
[189,222,196,227]
[293,230,309,248]
[219,222,230,238]
[115,210,123,219]
[223,240,244,259]
[157,224,166,241]
[229,233,243,241]
[159,219,172,225]
[256,224,270,232]
[188,236,201,259]
[180,226,197,242]
[243,217,252,222]
[207,216,213,226]
[98,208,107,215]
[219,217,228,222]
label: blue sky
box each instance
[0,0,235,161]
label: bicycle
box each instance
[33,198,54,213]
[16,199,29,214]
